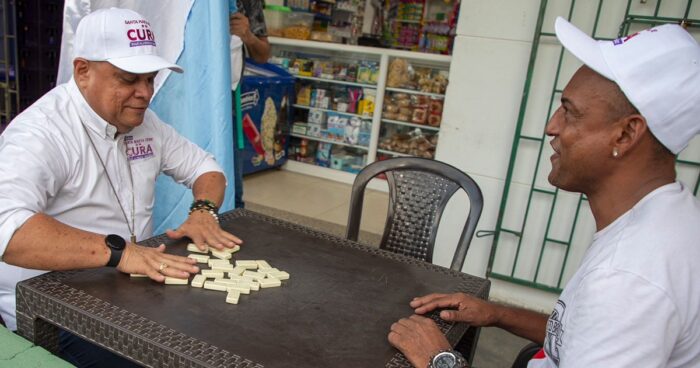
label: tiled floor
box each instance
[243,168,529,368]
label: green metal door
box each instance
[486,0,700,293]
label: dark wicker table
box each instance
[16,209,490,368]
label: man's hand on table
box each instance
[166,209,243,251]
[117,243,199,282]
[388,315,451,368]
[411,293,500,327]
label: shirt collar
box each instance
[67,78,119,140]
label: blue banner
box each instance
[150,0,235,234]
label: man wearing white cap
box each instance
[387,18,700,368]
[0,6,241,359]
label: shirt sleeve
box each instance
[242,0,268,37]
[0,122,70,258]
[152,116,225,188]
[558,268,679,367]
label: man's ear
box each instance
[73,58,90,87]
[614,114,648,157]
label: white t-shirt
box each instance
[528,182,700,367]
[0,78,223,330]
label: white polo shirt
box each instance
[0,78,223,330]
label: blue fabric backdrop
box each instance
[150,0,235,234]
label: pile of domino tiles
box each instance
[165,243,290,304]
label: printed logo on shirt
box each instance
[125,135,155,161]
[544,300,566,365]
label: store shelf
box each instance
[270,37,452,64]
[385,87,445,99]
[392,19,421,24]
[293,104,372,120]
[283,160,390,192]
[290,133,369,151]
[377,149,413,157]
[381,118,440,131]
[295,75,377,89]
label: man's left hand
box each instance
[388,315,451,368]
[166,210,242,251]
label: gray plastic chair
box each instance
[345,157,484,271]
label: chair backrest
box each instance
[345,157,483,271]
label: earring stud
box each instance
[612,148,619,158]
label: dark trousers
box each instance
[58,329,142,368]
[234,138,245,209]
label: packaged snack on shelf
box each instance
[331,86,349,112]
[326,113,345,141]
[345,117,362,145]
[369,62,380,84]
[428,97,443,115]
[311,88,330,109]
[316,142,333,167]
[387,58,410,88]
[411,107,428,124]
[321,62,335,80]
[308,122,323,137]
[282,11,313,40]
[263,5,291,37]
[346,63,358,82]
[359,120,372,146]
[358,89,375,117]
[356,62,372,84]
[292,122,308,135]
[296,85,311,106]
[346,88,363,114]
[430,72,449,94]
[297,59,314,77]
[427,113,442,127]
[307,108,326,124]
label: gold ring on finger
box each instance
[159,262,168,272]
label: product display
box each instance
[272,43,447,176]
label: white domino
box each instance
[229,266,246,276]
[256,260,272,270]
[227,285,251,294]
[187,243,208,254]
[164,277,189,285]
[191,274,206,288]
[226,291,240,304]
[130,274,148,278]
[208,259,231,268]
[201,269,225,279]
[259,277,282,288]
[235,260,259,269]
[268,271,290,280]
[212,264,235,272]
[219,245,241,254]
[211,250,232,260]
[259,268,280,276]
[212,278,240,287]
[188,254,210,263]
[242,270,266,281]
[203,281,228,291]
[239,280,260,291]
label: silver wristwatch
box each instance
[428,350,467,368]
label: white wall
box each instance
[431,0,700,312]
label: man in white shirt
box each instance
[0,7,242,339]
[387,18,700,368]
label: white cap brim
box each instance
[554,17,614,81]
[108,54,184,74]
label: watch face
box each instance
[434,352,457,368]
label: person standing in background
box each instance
[230,0,271,208]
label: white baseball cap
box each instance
[554,17,700,154]
[73,8,183,74]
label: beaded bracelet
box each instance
[189,199,220,223]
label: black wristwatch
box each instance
[428,350,467,368]
[105,234,126,267]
